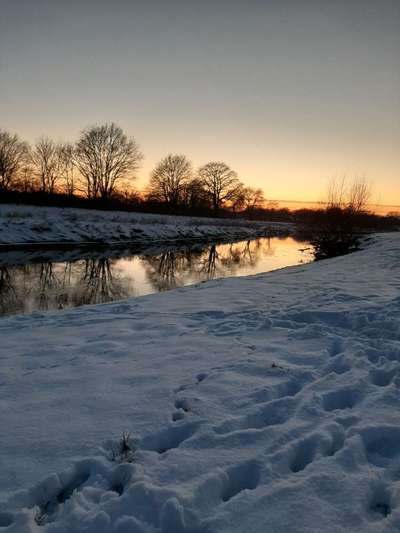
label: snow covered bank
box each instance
[0,233,399,532]
[0,204,292,247]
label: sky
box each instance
[0,0,399,205]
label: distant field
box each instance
[274,199,399,216]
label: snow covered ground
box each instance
[0,233,399,532]
[0,205,291,246]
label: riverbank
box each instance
[0,233,399,532]
[0,204,292,248]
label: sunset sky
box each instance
[1,0,399,206]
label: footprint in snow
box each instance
[327,336,346,357]
[358,426,400,468]
[321,388,361,412]
[171,411,185,422]
[368,481,392,520]
[35,469,90,525]
[290,436,319,473]
[247,376,306,406]
[175,398,190,412]
[196,372,208,383]
[141,421,200,454]
[221,460,261,502]
[0,512,14,528]
[369,367,398,387]
[289,428,345,474]
[214,396,296,435]
[323,354,351,375]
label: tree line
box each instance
[0,123,265,217]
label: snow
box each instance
[0,232,399,532]
[0,205,292,246]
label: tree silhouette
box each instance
[181,178,209,212]
[31,137,62,194]
[242,187,265,215]
[148,154,192,209]
[75,123,143,200]
[0,129,29,191]
[198,161,241,212]
[58,143,76,196]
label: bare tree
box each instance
[74,123,143,200]
[326,177,370,214]
[16,160,35,193]
[31,137,61,194]
[326,177,347,210]
[348,177,371,214]
[0,130,29,191]
[148,154,192,208]
[306,177,374,260]
[229,185,265,215]
[58,143,76,196]
[242,187,265,214]
[181,178,209,211]
[229,184,246,213]
[198,161,241,212]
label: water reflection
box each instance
[75,258,129,306]
[0,237,312,316]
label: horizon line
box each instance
[270,199,400,209]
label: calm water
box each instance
[0,236,312,316]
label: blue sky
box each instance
[1,0,399,204]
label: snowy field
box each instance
[0,205,291,246]
[0,233,399,532]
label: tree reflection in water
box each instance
[0,258,130,315]
[0,237,311,316]
[0,266,18,315]
[143,248,204,291]
[142,239,270,288]
[37,263,61,310]
[73,258,129,306]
